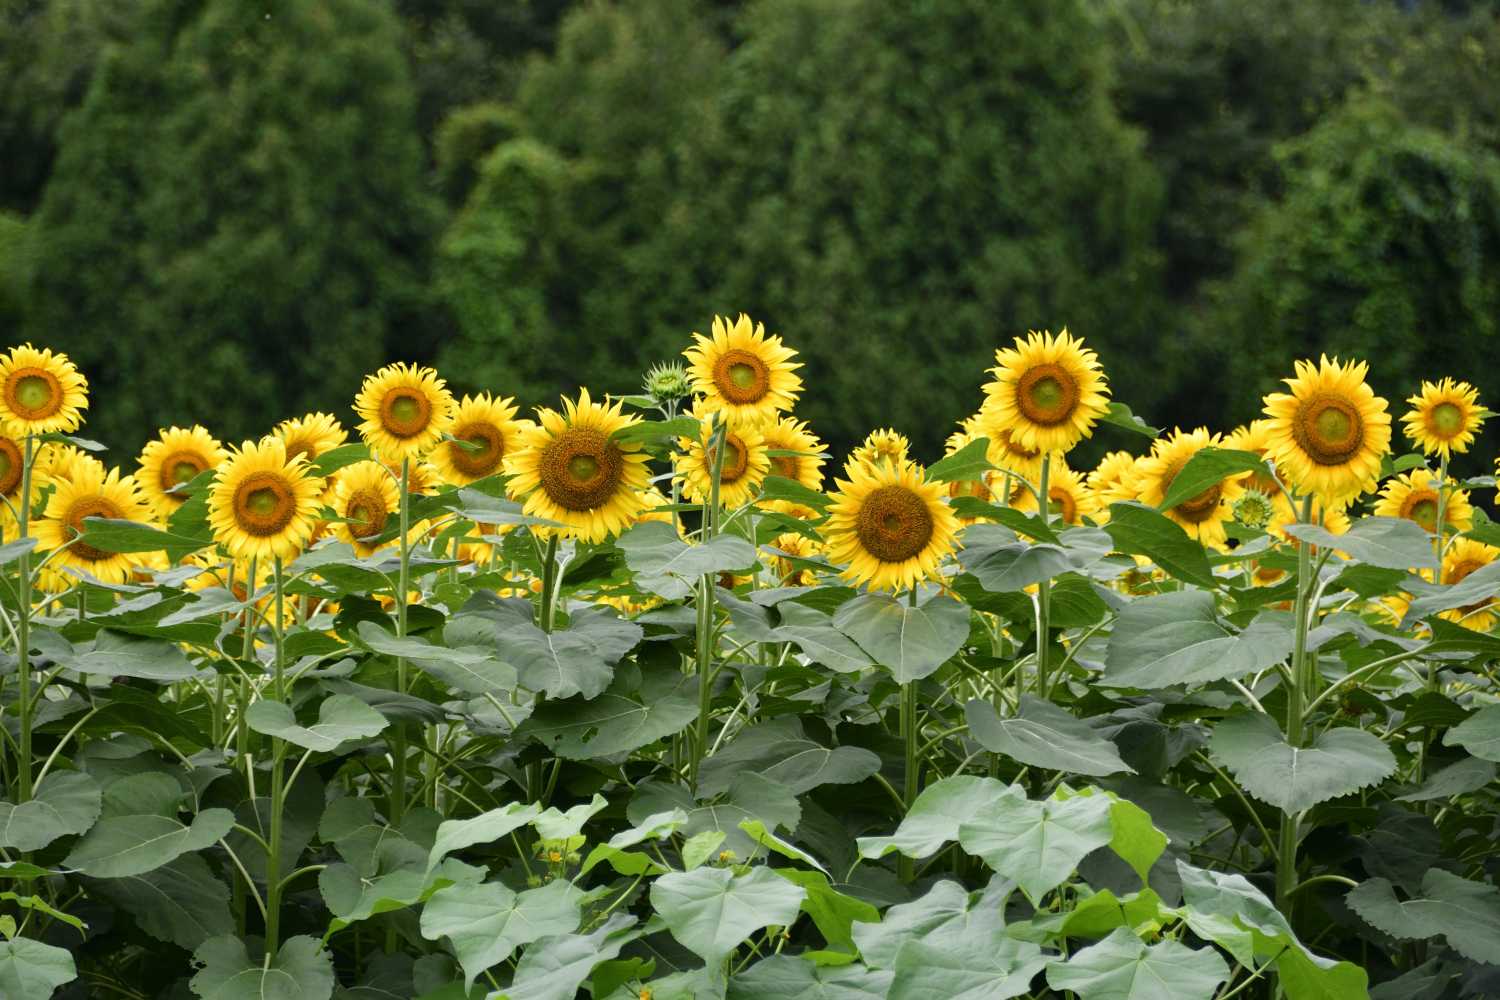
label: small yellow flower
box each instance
[34,464,152,584]
[1403,378,1485,459]
[1262,356,1391,503]
[675,409,771,510]
[431,393,533,486]
[0,344,89,434]
[1373,468,1472,535]
[825,459,959,592]
[208,438,325,563]
[1128,428,1245,549]
[845,428,910,477]
[136,425,226,518]
[353,362,456,463]
[274,412,349,465]
[683,313,803,425]
[982,329,1110,455]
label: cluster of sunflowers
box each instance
[0,321,1492,628]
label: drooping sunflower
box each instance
[970,399,1049,493]
[1223,420,1286,499]
[845,428,910,477]
[330,460,402,557]
[136,425,226,518]
[824,459,960,592]
[1439,539,1500,631]
[1015,461,1098,526]
[0,344,88,434]
[1402,378,1486,459]
[682,313,803,425]
[274,413,349,465]
[34,464,151,584]
[1262,356,1391,503]
[1085,450,1140,513]
[766,531,826,586]
[208,438,325,563]
[1129,428,1245,548]
[432,393,533,486]
[505,389,650,543]
[353,363,456,463]
[676,413,771,510]
[982,329,1110,455]
[759,415,827,491]
[1373,468,1473,536]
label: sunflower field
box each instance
[2,323,1500,1000]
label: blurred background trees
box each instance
[3,0,1499,470]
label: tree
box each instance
[26,0,439,455]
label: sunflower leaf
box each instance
[1156,448,1268,512]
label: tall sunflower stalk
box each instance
[689,413,728,793]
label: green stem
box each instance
[689,416,729,792]
[15,435,34,802]
[390,459,411,827]
[537,535,560,633]
[898,678,919,883]
[264,556,287,953]
[1034,453,1052,697]
[1276,494,1315,920]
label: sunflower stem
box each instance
[390,459,411,828]
[538,535,559,633]
[1034,453,1052,698]
[264,556,287,954]
[690,415,729,792]
[14,434,34,803]
[1417,453,1451,795]
[1276,494,1316,927]
[898,676,919,883]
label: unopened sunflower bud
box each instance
[1233,489,1274,530]
[643,362,691,406]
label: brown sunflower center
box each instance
[344,486,390,540]
[449,421,505,477]
[160,450,209,494]
[1162,455,1222,523]
[772,454,798,480]
[0,438,19,497]
[64,496,124,562]
[997,429,1040,461]
[948,478,990,502]
[540,428,624,512]
[1048,485,1078,524]
[1399,489,1441,532]
[5,367,62,420]
[713,349,770,404]
[233,471,298,537]
[1429,402,1464,438]
[708,434,750,483]
[1015,364,1079,426]
[855,484,934,563]
[380,389,432,439]
[1446,558,1496,615]
[284,437,315,463]
[1294,393,1365,466]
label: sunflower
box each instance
[825,459,960,592]
[1439,539,1500,631]
[759,415,827,490]
[1268,495,1351,548]
[1262,356,1391,503]
[636,486,677,526]
[982,329,1110,454]
[1402,378,1486,459]
[1085,450,1140,515]
[1015,461,1098,526]
[432,393,532,486]
[0,429,26,532]
[37,444,103,487]
[683,313,802,425]
[845,428,910,477]
[767,531,825,586]
[208,438,325,563]
[972,402,1047,489]
[136,425,226,518]
[1373,468,1473,536]
[0,344,88,434]
[676,413,771,510]
[353,363,456,463]
[274,413,349,465]
[505,389,650,543]
[329,461,402,557]
[941,432,997,524]
[34,464,151,584]
[763,498,822,523]
[1223,420,1286,499]
[1129,428,1245,548]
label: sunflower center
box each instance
[1048,485,1077,524]
[160,450,209,494]
[1162,455,1221,523]
[1294,394,1365,465]
[708,434,750,483]
[450,421,504,477]
[5,368,62,420]
[998,430,1040,460]
[1015,364,1079,426]
[381,389,432,439]
[1399,489,1441,532]
[1446,558,1486,587]
[772,454,798,480]
[344,486,389,540]
[948,478,990,502]
[1430,402,1464,438]
[540,428,624,512]
[0,439,18,497]
[713,349,770,404]
[284,438,314,463]
[855,484,934,563]
[64,496,124,562]
[233,471,298,537]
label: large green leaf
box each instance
[771,603,874,674]
[428,802,542,871]
[1104,592,1292,689]
[858,776,1016,860]
[925,437,995,484]
[1045,928,1229,1000]
[0,936,78,999]
[89,852,233,951]
[189,935,335,1000]
[64,629,200,681]
[698,717,881,798]
[651,865,807,965]
[888,921,1046,1000]
[451,599,640,700]
[1156,448,1268,513]
[77,515,212,562]
[957,789,1114,901]
[617,521,757,600]
[965,697,1133,777]
[64,806,235,878]
[1210,713,1396,813]
[1395,756,1496,802]
[955,524,1111,593]
[1102,503,1215,588]
[245,695,388,752]
[1441,704,1500,761]
[532,795,608,841]
[420,879,583,990]
[831,592,969,684]
[501,914,641,1000]
[357,622,517,695]
[728,955,891,1000]
[1285,516,1438,572]
[0,771,101,851]
[518,662,698,759]
[1348,869,1500,964]
[852,878,1011,970]
[1099,403,1161,438]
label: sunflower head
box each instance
[683,314,803,424]
[0,344,89,434]
[274,413,349,465]
[208,438,326,563]
[1440,538,1500,630]
[982,329,1110,455]
[825,459,960,592]
[353,363,456,463]
[1374,468,1473,536]
[505,388,650,543]
[1086,450,1140,509]
[1262,356,1391,503]
[1129,428,1246,548]
[330,460,401,557]
[35,463,151,584]
[676,406,771,510]
[1402,378,1486,459]
[767,531,825,586]
[432,393,532,486]
[0,430,23,502]
[760,415,827,491]
[845,428,910,477]
[1232,490,1275,531]
[1016,461,1097,526]
[137,425,226,518]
